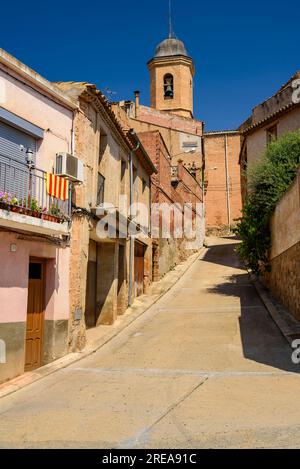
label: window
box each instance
[99,130,108,164]
[97,173,105,205]
[121,159,126,193]
[164,74,174,99]
[266,125,277,145]
[121,160,126,181]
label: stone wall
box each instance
[265,242,300,321]
[264,167,300,321]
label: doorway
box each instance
[25,259,45,371]
[134,241,145,298]
[117,244,126,315]
[85,240,97,329]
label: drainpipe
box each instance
[71,110,76,156]
[201,134,205,219]
[128,130,140,306]
[224,134,231,228]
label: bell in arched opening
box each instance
[164,74,174,99]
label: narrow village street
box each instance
[0,237,299,449]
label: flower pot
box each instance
[0,201,9,210]
[10,205,24,214]
[23,208,34,217]
[31,211,41,218]
[42,213,61,223]
[51,215,62,224]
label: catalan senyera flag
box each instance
[46,174,69,201]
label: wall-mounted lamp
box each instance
[26,148,35,169]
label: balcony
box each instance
[0,154,71,237]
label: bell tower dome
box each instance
[147,35,195,118]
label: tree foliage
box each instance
[234,130,300,275]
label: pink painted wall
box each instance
[0,232,70,324]
[0,65,73,172]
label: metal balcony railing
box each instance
[0,153,72,221]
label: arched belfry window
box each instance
[164,74,174,99]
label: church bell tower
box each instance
[147,35,195,119]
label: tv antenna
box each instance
[103,87,117,102]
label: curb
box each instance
[0,248,204,400]
[251,275,300,347]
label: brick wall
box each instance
[204,132,242,230]
[138,131,173,202]
[111,103,204,180]
[137,130,204,280]
[137,105,203,135]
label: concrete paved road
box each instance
[0,237,300,449]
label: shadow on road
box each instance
[202,240,243,270]
[202,240,300,374]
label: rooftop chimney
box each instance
[134,90,140,118]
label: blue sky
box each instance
[1,0,299,130]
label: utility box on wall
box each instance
[56,153,84,182]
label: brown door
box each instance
[25,259,45,371]
[134,242,145,298]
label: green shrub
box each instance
[234,130,300,275]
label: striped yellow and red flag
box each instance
[46,174,69,201]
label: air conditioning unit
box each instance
[55,153,84,182]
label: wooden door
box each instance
[25,259,45,371]
[134,242,145,298]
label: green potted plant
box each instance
[42,204,62,223]
[20,197,42,218]
[0,191,25,214]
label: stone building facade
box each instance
[55,82,156,351]
[239,71,300,203]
